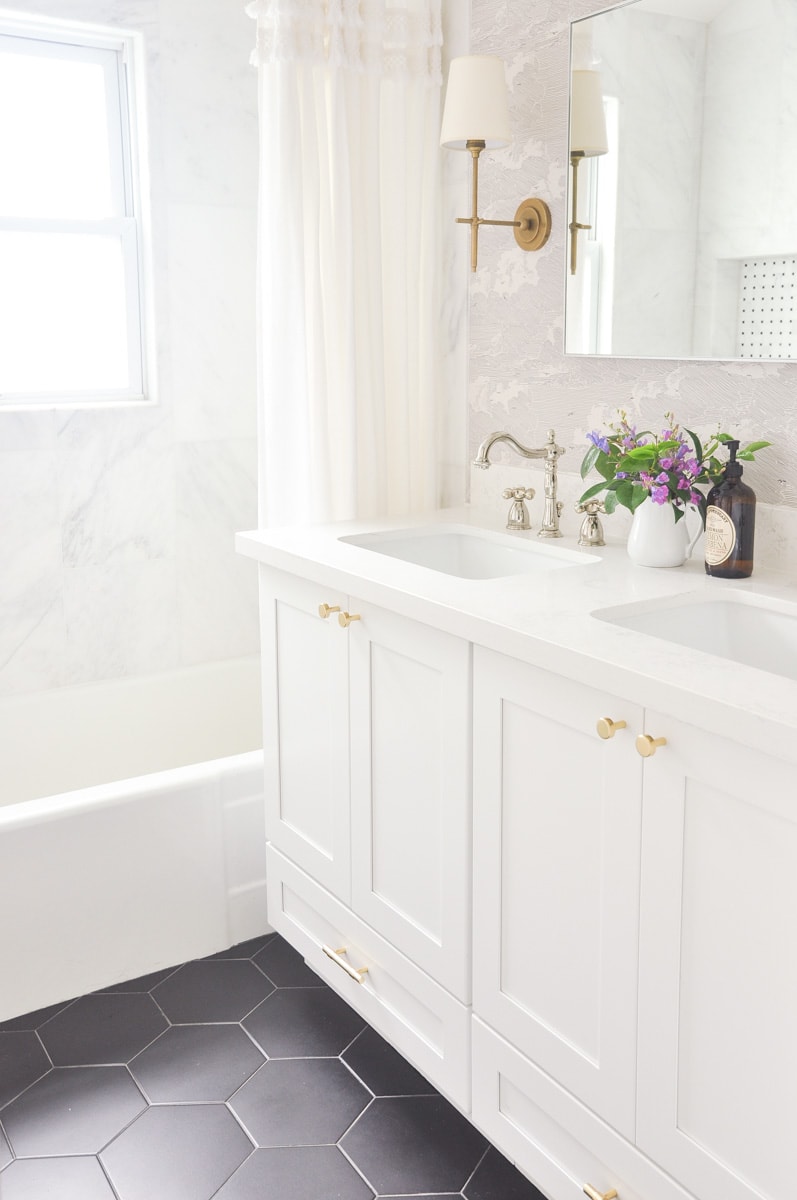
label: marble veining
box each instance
[469,0,797,510]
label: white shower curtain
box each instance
[247,0,444,526]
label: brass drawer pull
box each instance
[322,944,369,984]
[584,1187,618,1200]
[636,733,667,758]
[596,717,626,740]
[338,611,361,628]
[318,603,341,619]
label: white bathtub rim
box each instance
[0,748,265,833]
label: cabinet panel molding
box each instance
[473,647,644,1138]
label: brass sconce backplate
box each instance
[513,198,552,252]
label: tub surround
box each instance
[239,509,796,1200]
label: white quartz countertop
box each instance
[237,506,797,760]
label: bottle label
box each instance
[705,505,736,565]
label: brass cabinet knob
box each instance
[583,1187,618,1200]
[596,717,627,740]
[636,733,667,758]
[338,611,361,628]
[318,603,341,620]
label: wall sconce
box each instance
[440,55,551,272]
[569,68,608,275]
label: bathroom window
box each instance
[0,19,151,408]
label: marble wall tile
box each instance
[167,202,258,444]
[0,451,66,696]
[175,438,259,665]
[468,0,797,510]
[63,560,179,684]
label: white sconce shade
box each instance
[440,55,512,149]
[570,69,608,157]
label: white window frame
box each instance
[0,14,155,410]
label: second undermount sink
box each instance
[340,524,597,580]
[594,591,797,682]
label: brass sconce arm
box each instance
[569,151,593,275]
[457,141,551,272]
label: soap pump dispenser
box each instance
[704,440,756,578]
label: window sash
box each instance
[0,19,149,407]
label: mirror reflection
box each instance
[565,0,797,361]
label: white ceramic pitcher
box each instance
[626,499,703,568]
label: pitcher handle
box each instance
[685,512,703,560]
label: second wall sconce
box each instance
[569,68,608,275]
[440,55,552,272]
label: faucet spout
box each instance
[473,431,546,469]
[472,428,566,538]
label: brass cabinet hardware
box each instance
[322,944,369,984]
[338,611,361,628]
[583,1186,618,1200]
[318,603,341,620]
[636,733,667,758]
[596,717,627,740]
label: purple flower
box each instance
[677,476,690,491]
[690,490,702,506]
[655,472,670,484]
[616,471,628,479]
[660,457,674,470]
[651,485,670,504]
[684,458,699,475]
[622,436,636,449]
[587,431,610,453]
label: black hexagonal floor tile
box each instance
[100,1103,253,1200]
[0,1155,117,1199]
[340,1095,487,1196]
[463,1146,546,1199]
[342,1026,436,1097]
[0,1000,73,1033]
[229,1058,370,1147]
[0,1123,12,1169]
[0,1032,51,1108]
[1,1066,146,1157]
[214,1146,375,1199]
[130,1024,265,1102]
[243,987,365,1057]
[38,993,167,1066]
[152,959,274,1023]
[207,934,277,961]
[253,937,325,986]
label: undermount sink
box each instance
[594,591,797,682]
[340,523,597,580]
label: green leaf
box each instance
[684,427,703,465]
[595,454,616,481]
[581,444,601,479]
[603,489,619,514]
[578,481,608,504]
[627,485,649,512]
[673,506,685,523]
[743,440,772,453]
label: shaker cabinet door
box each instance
[259,567,351,902]
[472,647,644,1138]
[637,713,797,1200]
[348,600,472,1001]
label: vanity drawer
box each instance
[472,1018,690,1200]
[266,846,471,1111]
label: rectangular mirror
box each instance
[565,0,797,361]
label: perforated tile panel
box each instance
[738,256,797,358]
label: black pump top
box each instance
[724,439,743,478]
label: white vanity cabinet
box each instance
[470,647,794,1200]
[636,713,797,1200]
[258,565,473,1104]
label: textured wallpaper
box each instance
[468,0,797,507]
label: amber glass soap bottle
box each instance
[704,440,756,579]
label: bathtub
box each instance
[0,657,268,1023]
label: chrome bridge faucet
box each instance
[473,428,566,538]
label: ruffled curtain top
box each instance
[246,0,442,83]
